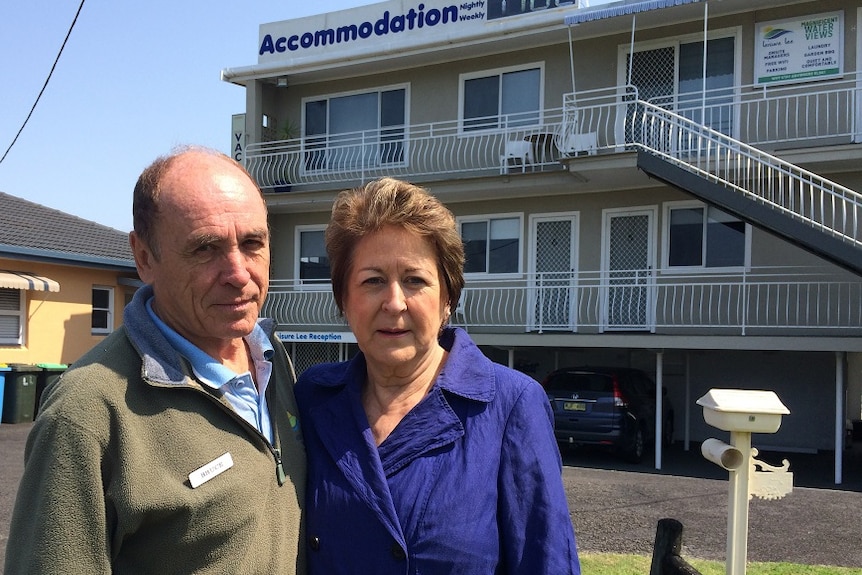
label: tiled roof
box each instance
[0,191,134,265]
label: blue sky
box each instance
[0,0,368,233]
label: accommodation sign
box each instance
[256,0,560,64]
[755,11,843,85]
[259,2,483,61]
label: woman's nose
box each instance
[381,282,407,313]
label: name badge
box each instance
[189,452,234,488]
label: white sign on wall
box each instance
[276,331,357,344]
[754,11,843,85]
[257,0,573,65]
[231,114,245,163]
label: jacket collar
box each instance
[123,284,275,387]
[312,327,497,404]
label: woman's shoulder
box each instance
[295,360,349,388]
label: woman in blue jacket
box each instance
[295,177,581,574]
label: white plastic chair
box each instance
[500,139,534,174]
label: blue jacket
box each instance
[295,327,580,574]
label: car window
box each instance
[546,373,614,394]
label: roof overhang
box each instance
[0,270,60,292]
[564,0,704,26]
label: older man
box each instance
[4,147,306,574]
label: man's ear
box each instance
[129,231,155,283]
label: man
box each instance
[4,147,306,574]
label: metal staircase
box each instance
[629,99,862,275]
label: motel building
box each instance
[222,0,862,483]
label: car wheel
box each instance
[624,426,645,463]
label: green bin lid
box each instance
[36,363,68,369]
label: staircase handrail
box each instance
[629,97,862,250]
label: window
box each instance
[304,86,407,171]
[623,33,737,136]
[460,215,522,275]
[92,286,114,335]
[297,226,330,285]
[0,288,24,345]
[461,64,542,131]
[665,203,747,269]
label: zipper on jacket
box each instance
[185,382,288,487]
[273,448,286,486]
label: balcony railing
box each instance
[262,266,862,337]
[245,73,862,191]
[246,109,568,190]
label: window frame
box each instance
[617,27,741,137]
[295,224,331,290]
[301,83,410,174]
[0,288,25,345]
[458,62,545,134]
[457,212,524,278]
[661,200,751,273]
[92,285,114,335]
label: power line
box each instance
[0,0,86,166]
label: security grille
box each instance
[607,214,650,329]
[288,342,342,377]
[534,219,573,329]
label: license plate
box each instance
[563,401,586,412]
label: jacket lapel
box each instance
[310,385,404,543]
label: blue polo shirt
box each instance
[145,298,274,443]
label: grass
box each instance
[580,552,862,574]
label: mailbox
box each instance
[696,388,789,433]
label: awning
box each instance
[564,0,704,26]
[0,270,60,292]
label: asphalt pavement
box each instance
[2,421,862,570]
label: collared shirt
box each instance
[146,297,274,443]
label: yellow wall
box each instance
[0,258,139,367]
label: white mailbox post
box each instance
[696,389,791,575]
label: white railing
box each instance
[245,73,862,191]
[556,84,862,252]
[632,98,862,252]
[262,267,862,336]
[245,109,568,189]
[648,73,862,147]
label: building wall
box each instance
[0,258,134,366]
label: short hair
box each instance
[132,145,262,259]
[325,178,465,314]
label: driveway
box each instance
[3,422,861,569]
[563,443,862,569]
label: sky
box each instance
[0,0,369,233]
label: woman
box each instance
[295,178,580,574]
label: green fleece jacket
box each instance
[4,285,306,574]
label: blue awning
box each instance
[564,0,705,26]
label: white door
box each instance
[529,214,578,332]
[602,208,656,332]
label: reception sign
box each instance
[755,11,843,85]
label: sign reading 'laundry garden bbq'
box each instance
[755,11,843,85]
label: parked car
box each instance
[542,366,674,463]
